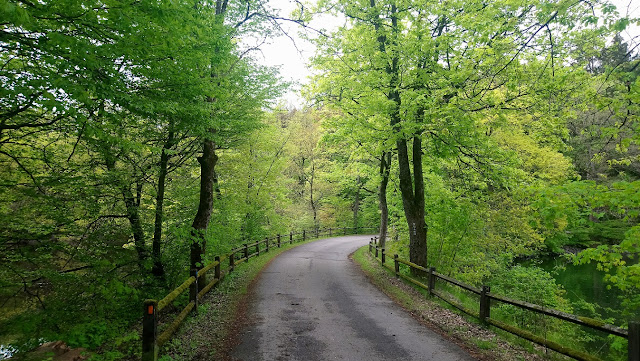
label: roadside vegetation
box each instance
[353,246,603,361]
[308,1,639,359]
[1,0,638,359]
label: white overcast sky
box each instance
[257,0,640,108]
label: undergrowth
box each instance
[351,246,579,361]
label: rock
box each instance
[10,341,88,361]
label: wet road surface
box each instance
[231,235,476,361]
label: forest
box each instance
[0,0,638,359]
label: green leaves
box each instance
[0,0,286,353]
[309,0,635,311]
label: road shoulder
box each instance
[350,246,551,361]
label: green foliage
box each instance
[574,225,640,317]
[491,265,572,312]
[1,0,637,357]
[0,0,288,355]
[487,265,596,355]
[308,0,625,284]
[534,180,639,250]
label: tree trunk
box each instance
[378,152,391,249]
[353,176,361,229]
[122,184,148,264]
[151,129,175,278]
[104,156,148,266]
[309,163,318,227]
[213,167,222,199]
[396,134,428,272]
[370,0,427,268]
[189,0,226,284]
[191,139,218,281]
[374,2,427,271]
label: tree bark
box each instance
[309,163,318,227]
[353,176,361,229]
[373,1,428,270]
[104,156,148,266]
[378,151,391,249]
[151,129,175,278]
[396,134,428,272]
[189,0,226,285]
[191,139,218,281]
[122,183,148,264]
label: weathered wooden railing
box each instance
[368,239,639,361]
[141,226,375,361]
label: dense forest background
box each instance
[1,0,639,359]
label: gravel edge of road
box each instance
[350,246,566,361]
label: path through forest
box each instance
[231,235,476,361]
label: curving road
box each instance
[231,235,476,361]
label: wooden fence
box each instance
[368,239,639,361]
[141,226,376,361]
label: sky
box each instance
[257,0,640,108]
[252,0,343,107]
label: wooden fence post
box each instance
[329,227,332,236]
[244,243,249,260]
[394,255,399,278]
[428,267,436,295]
[316,227,319,238]
[303,229,306,241]
[214,256,221,280]
[189,268,198,314]
[277,234,281,248]
[256,241,260,256]
[229,252,235,271]
[290,231,293,244]
[344,227,347,235]
[375,245,379,258]
[381,248,386,264]
[480,285,491,325]
[630,321,639,361]
[265,237,269,253]
[369,241,372,253]
[142,299,158,361]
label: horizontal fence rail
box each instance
[141,226,376,361]
[368,239,639,361]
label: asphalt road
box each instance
[231,235,476,361]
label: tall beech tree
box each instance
[311,0,617,269]
[0,0,281,346]
[188,56,282,273]
[378,151,392,247]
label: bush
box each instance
[489,265,572,330]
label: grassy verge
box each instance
[351,246,572,361]
[157,237,324,361]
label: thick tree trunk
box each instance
[378,152,391,249]
[372,1,427,271]
[191,139,218,282]
[151,130,175,278]
[396,135,428,272]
